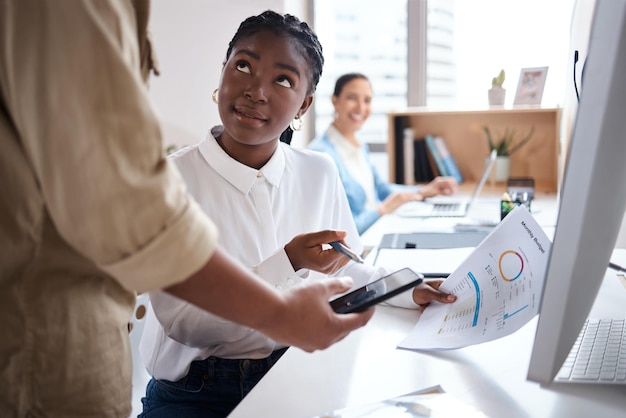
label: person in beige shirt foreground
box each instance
[0,1,373,417]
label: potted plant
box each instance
[483,125,535,181]
[488,69,506,106]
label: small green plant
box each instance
[492,69,505,88]
[483,125,535,157]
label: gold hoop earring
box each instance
[289,116,303,132]
[212,89,219,104]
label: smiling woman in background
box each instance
[308,73,458,234]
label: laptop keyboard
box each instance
[432,202,462,215]
[556,318,626,384]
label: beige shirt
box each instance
[0,1,217,416]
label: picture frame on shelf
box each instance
[513,67,549,106]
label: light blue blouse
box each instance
[309,130,414,234]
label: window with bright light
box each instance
[311,0,574,145]
[313,0,409,145]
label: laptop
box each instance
[395,149,497,218]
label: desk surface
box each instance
[360,186,559,252]
[229,250,626,418]
[229,195,626,418]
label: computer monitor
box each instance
[527,0,626,385]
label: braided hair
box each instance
[224,10,324,144]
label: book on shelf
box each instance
[433,135,463,184]
[393,116,409,184]
[424,135,448,177]
[412,138,435,183]
[403,128,415,184]
[425,142,441,177]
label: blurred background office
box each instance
[148,0,626,246]
[148,0,576,153]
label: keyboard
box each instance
[432,202,463,214]
[556,318,626,384]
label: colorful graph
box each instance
[436,272,482,334]
[436,250,531,335]
[499,250,524,282]
[398,207,551,350]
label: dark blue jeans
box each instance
[139,348,288,418]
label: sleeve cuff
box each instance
[100,198,218,293]
[256,248,303,291]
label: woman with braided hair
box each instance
[138,11,455,417]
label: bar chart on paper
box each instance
[435,249,535,335]
[399,207,550,350]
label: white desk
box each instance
[229,250,626,418]
[229,194,626,418]
[360,188,559,252]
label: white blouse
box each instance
[140,126,417,381]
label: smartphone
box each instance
[330,268,424,314]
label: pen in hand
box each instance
[421,273,451,279]
[329,241,365,264]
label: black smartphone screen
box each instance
[330,268,424,314]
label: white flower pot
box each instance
[486,155,510,184]
[494,156,510,181]
[488,87,506,107]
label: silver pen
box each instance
[329,241,365,264]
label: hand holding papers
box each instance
[399,206,551,350]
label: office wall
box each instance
[147,0,309,150]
